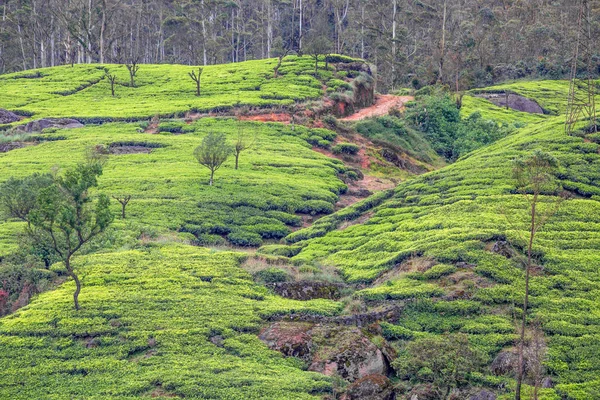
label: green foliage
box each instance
[0,173,53,222]
[227,230,263,247]
[393,333,486,396]
[354,116,442,165]
[158,120,194,134]
[331,142,360,155]
[407,264,457,280]
[254,267,291,283]
[357,278,444,300]
[290,83,600,398]
[454,112,513,158]
[194,132,232,186]
[405,94,513,160]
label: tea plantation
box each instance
[0,56,332,123]
[0,244,340,399]
[281,84,600,399]
[0,56,599,399]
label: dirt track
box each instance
[341,95,414,121]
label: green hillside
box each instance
[277,84,600,399]
[0,118,346,255]
[0,58,599,400]
[0,56,334,122]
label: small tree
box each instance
[233,124,255,170]
[112,195,132,219]
[512,150,563,400]
[27,159,113,310]
[305,35,332,77]
[125,61,139,87]
[194,132,231,186]
[394,333,485,398]
[106,72,117,96]
[189,67,203,96]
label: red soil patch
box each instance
[238,113,292,123]
[341,95,414,121]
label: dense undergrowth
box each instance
[270,83,600,399]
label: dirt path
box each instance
[340,95,414,121]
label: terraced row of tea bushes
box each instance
[0,118,346,250]
[277,92,600,398]
[0,244,341,399]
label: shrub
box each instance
[254,267,290,283]
[196,234,227,246]
[297,200,335,215]
[158,121,194,134]
[257,244,303,258]
[227,231,263,247]
[332,142,360,155]
[244,224,291,239]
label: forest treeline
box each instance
[1,0,599,91]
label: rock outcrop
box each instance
[475,93,544,114]
[259,322,392,382]
[259,322,313,361]
[490,350,518,376]
[13,118,84,133]
[0,142,25,153]
[340,374,395,400]
[0,109,20,124]
[266,281,345,300]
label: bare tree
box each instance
[105,72,117,96]
[512,150,564,400]
[112,195,131,219]
[125,61,139,87]
[189,67,203,96]
[525,319,548,400]
[233,124,255,170]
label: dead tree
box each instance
[233,124,255,170]
[189,67,203,96]
[112,195,132,219]
[106,73,117,96]
[125,61,139,87]
[273,50,291,78]
[511,150,564,400]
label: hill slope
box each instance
[0,59,599,400]
[277,83,600,399]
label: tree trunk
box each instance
[66,258,81,311]
[209,170,214,186]
[298,0,303,50]
[121,203,126,219]
[438,0,447,83]
[235,152,240,169]
[516,197,537,400]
